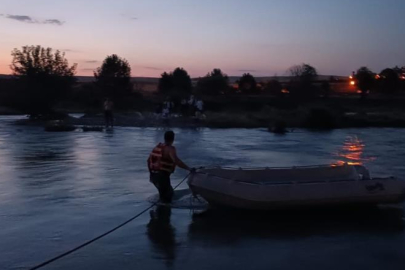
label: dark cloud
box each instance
[131,17,138,20]
[84,60,99,64]
[80,68,96,71]
[3,14,35,23]
[0,14,64,25]
[44,19,64,26]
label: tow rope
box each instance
[28,172,192,270]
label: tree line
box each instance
[156,64,405,99]
[2,45,136,116]
[1,45,405,116]
[354,66,405,99]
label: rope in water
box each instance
[28,172,192,270]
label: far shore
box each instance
[4,95,405,130]
[11,110,405,130]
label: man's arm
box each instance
[170,147,191,171]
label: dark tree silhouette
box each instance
[158,68,192,95]
[401,67,405,92]
[158,72,174,94]
[288,63,318,97]
[196,68,229,95]
[392,66,402,75]
[289,63,318,83]
[172,68,192,95]
[356,67,375,99]
[238,73,257,94]
[10,45,77,116]
[379,68,400,94]
[94,54,132,107]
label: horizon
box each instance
[1,0,405,77]
[0,73,348,80]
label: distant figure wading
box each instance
[104,98,114,128]
[147,131,193,203]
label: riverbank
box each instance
[13,108,405,129]
[10,96,405,129]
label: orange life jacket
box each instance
[148,143,176,173]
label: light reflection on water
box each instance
[0,117,404,269]
[334,135,377,166]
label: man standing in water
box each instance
[148,131,193,203]
[104,98,114,128]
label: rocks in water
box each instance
[80,113,102,119]
[269,121,288,134]
[82,126,104,132]
[44,120,76,132]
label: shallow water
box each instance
[0,116,405,269]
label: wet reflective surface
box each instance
[0,116,405,269]
[336,136,376,166]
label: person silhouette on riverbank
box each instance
[147,131,193,203]
[104,98,114,128]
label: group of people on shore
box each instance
[181,95,204,117]
[157,95,204,119]
[103,94,206,128]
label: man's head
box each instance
[164,131,175,145]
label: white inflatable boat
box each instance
[187,164,405,210]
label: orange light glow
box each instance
[333,136,376,166]
[281,89,289,94]
[375,75,380,79]
[350,81,355,86]
[349,76,353,79]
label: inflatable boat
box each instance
[187,164,405,210]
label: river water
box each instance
[0,116,405,270]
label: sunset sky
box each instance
[1,0,404,77]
